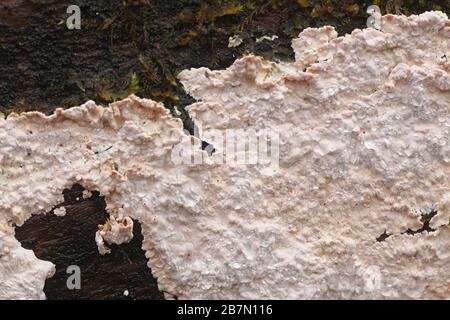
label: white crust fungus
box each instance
[82,190,92,199]
[53,207,66,217]
[95,217,134,255]
[228,35,244,48]
[0,12,449,299]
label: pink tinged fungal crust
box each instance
[0,221,55,299]
[95,217,134,255]
[0,12,450,299]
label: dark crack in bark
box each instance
[376,208,441,243]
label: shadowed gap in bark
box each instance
[15,184,164,300]
[376,208,439,243]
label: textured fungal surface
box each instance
[95,216,134,255]
[1,12,450,299]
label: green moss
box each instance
[0,0,448,117]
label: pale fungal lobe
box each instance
[0,12,449,299]
[255,35,279,43]
[53,207,66,217]
[82,190,92,199]
[228,35,244,48]
[95,216,134,255]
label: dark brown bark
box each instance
[15,185,164,300]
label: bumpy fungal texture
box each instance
[53,207,66,217]
[0,220,55,299]
[95,217,134,255]
[0,12,449,299]
[0,96,194,299]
